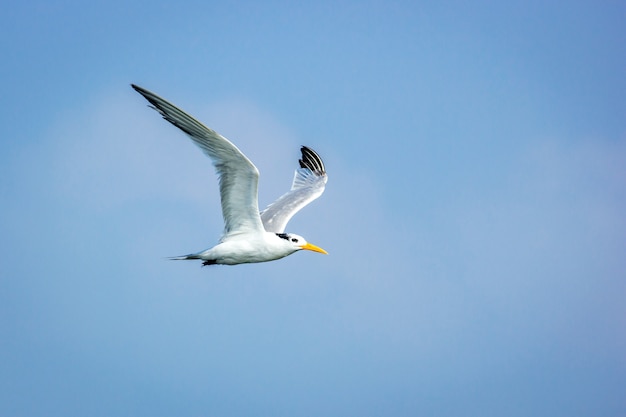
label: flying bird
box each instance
[131,84,328,265]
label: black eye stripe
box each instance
[276,233,299,243]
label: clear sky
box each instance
[1,1,624,416]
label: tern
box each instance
[132,84,328,265]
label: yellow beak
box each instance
[300,242,328,255]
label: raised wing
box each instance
[260,146,328,233]
[131,84,264,235]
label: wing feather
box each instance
[131,84,264,235]
[260,146,328,233]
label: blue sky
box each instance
[1,1,624,416]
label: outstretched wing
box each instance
[132,84,264,235]
[260,146,328,233]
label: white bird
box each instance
[132,84,328,266]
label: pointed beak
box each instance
[300,242,328,255]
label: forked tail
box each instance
[168,254,217,266]
[168,254,200,261]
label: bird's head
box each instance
[275,233,328,255]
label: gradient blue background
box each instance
[1,1,624,416]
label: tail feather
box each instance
[168,254,217,266]
[168,254,201,261]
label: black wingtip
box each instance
[130,84,151,102]
[299,146,326,174]
[131,84,152,98]
[130,84,164,113]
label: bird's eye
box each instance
[291,238,298,243]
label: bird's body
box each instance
[177,232,311,266]
[131,84,328,266]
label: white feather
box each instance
[131,84,329,265]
